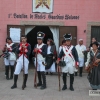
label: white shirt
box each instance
[47,46,51,54]
[76,44,86,58]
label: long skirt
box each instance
[45,54,53,70]
[46,62,56,72]
[88,66,100,89]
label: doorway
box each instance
[7,25,77,67]
[26,26,53,65]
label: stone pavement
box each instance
[0,70,99,100]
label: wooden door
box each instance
[59,26,77,46]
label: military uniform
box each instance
[33,32,47,89]
[11,41,31,89]
[58,34,79,91]
[3,37,16,80]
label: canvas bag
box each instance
[9,52,16,61]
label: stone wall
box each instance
[0,50,5,70]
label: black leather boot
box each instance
[62,73,67,90]
[37,71,42,86]
[10,66,14,79]
[46,72,48,75]
[40,72,46,90]
[50,72,53,75]
[79,67,83,77]
[75,72,77,76]
[5,66,6,76]
[69,74,74,91]
[22,74,28,88]
[6,66,9,80]
[11,75,18,89]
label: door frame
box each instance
[86,22,100,47]
[7,25,77,46]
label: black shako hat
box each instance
[63,33,72,40]
[37,31,45,39]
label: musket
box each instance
[86,50,98,73]
[22,47,25,90]
[86,61,98,73]
[0,45,18,58]
[58,66,61,91]
[34,51,37,88]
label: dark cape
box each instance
[88,50,100,89]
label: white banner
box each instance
[10,28,21,43]
[32,0,54,13]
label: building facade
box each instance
[0,0,100,68]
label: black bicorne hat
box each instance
[63,33,72,40]
[37,31,45,39]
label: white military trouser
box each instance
[4,58,15,66]
[34,59,45,72]
[62,61,75,74]
[14,55,29,75]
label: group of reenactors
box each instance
[1,31,100,91]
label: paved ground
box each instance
[0,70,99,100]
